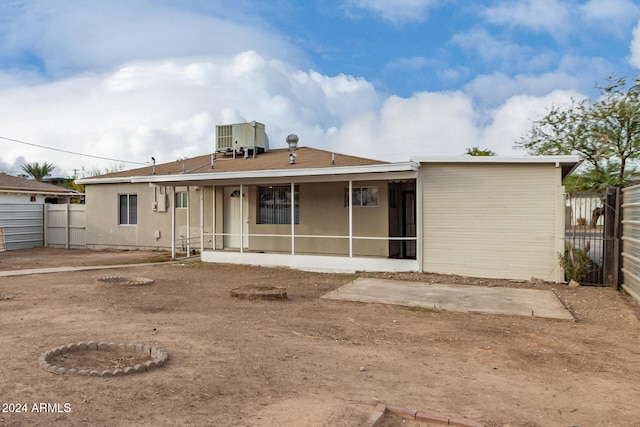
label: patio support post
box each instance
[416,176,423,271]
[240,184,244,253]
[186,187,191,256]
[291,181,295,255]
[212,185,216,251]
[349,179,353,257]
[171,187,176,259]
[199,186,204,255]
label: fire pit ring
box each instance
[230,285,287,300]
[39,342,169,376]
[96,276,154,286]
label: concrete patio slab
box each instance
[322,278,574,320]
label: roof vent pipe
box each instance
[286,134,299,151]
[211,153,215,169]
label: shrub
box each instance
[558,245,594,283]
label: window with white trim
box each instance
[119,194,138,225]
[175,191,188,208]
[259,185,299,224]
[344,186,378,207]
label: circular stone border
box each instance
[39,342,169,376]
[96,276,154,286]
[230,285,287,300]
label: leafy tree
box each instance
[465,146,496,156]
[563,163,637,193]
[78,163,126,178]
[515,75,640,188]
[21,161,55,181]
[60,177,84,193]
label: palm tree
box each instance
[21,162,55,181]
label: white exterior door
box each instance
[224,187,249,248]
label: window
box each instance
[119,194,138,225]
[345,186,378,207]
[175,191,188,208]
[259,185,299,224]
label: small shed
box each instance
[413,156,579,282]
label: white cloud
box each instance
[1,49,586,177]
[0,0,301,77]
[345,0,439,23]
[0,51,382,175]
[483,0,571,38]
[631,20,640,68]
[483,0,640,41]
[451,29,531,62]
[581,0,640,33]
[324,91,482,160]
[463,55,612,106]
[481,89,584,155]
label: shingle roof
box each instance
[0,173,71,193]
[95,147,387,179]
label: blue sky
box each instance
[1,0,639,176]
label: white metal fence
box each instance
[44,204,86,248]
[0,204,44,250]
[621,185,640,302]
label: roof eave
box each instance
[0,189,84,196]
[76,176,139,185]
[410,155,581,165]
[81,162,419,185]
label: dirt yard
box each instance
[1,248,640,426]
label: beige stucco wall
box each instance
[85,183,173,249]
[420,163,565,282]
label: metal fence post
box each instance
[603,187,620,287]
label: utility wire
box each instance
[0,135,149,165]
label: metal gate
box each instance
[565,189,621,286]
[0,204,44,250]
[565,192,606,285]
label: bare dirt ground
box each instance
[1,248,640,426]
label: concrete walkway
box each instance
[0,262,173,277]
[322,278,574,320]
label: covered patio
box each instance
[137,160,421,273]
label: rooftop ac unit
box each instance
[216,121,268,153]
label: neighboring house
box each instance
[0,173,82,250]
[78,124,579,282]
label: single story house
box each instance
[0,173,82,250]
[78,126,579,283]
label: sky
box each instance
[1,0,640,177]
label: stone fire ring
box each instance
[230,285,287,300]
[97,276,154,286]
[39,342,169,377]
